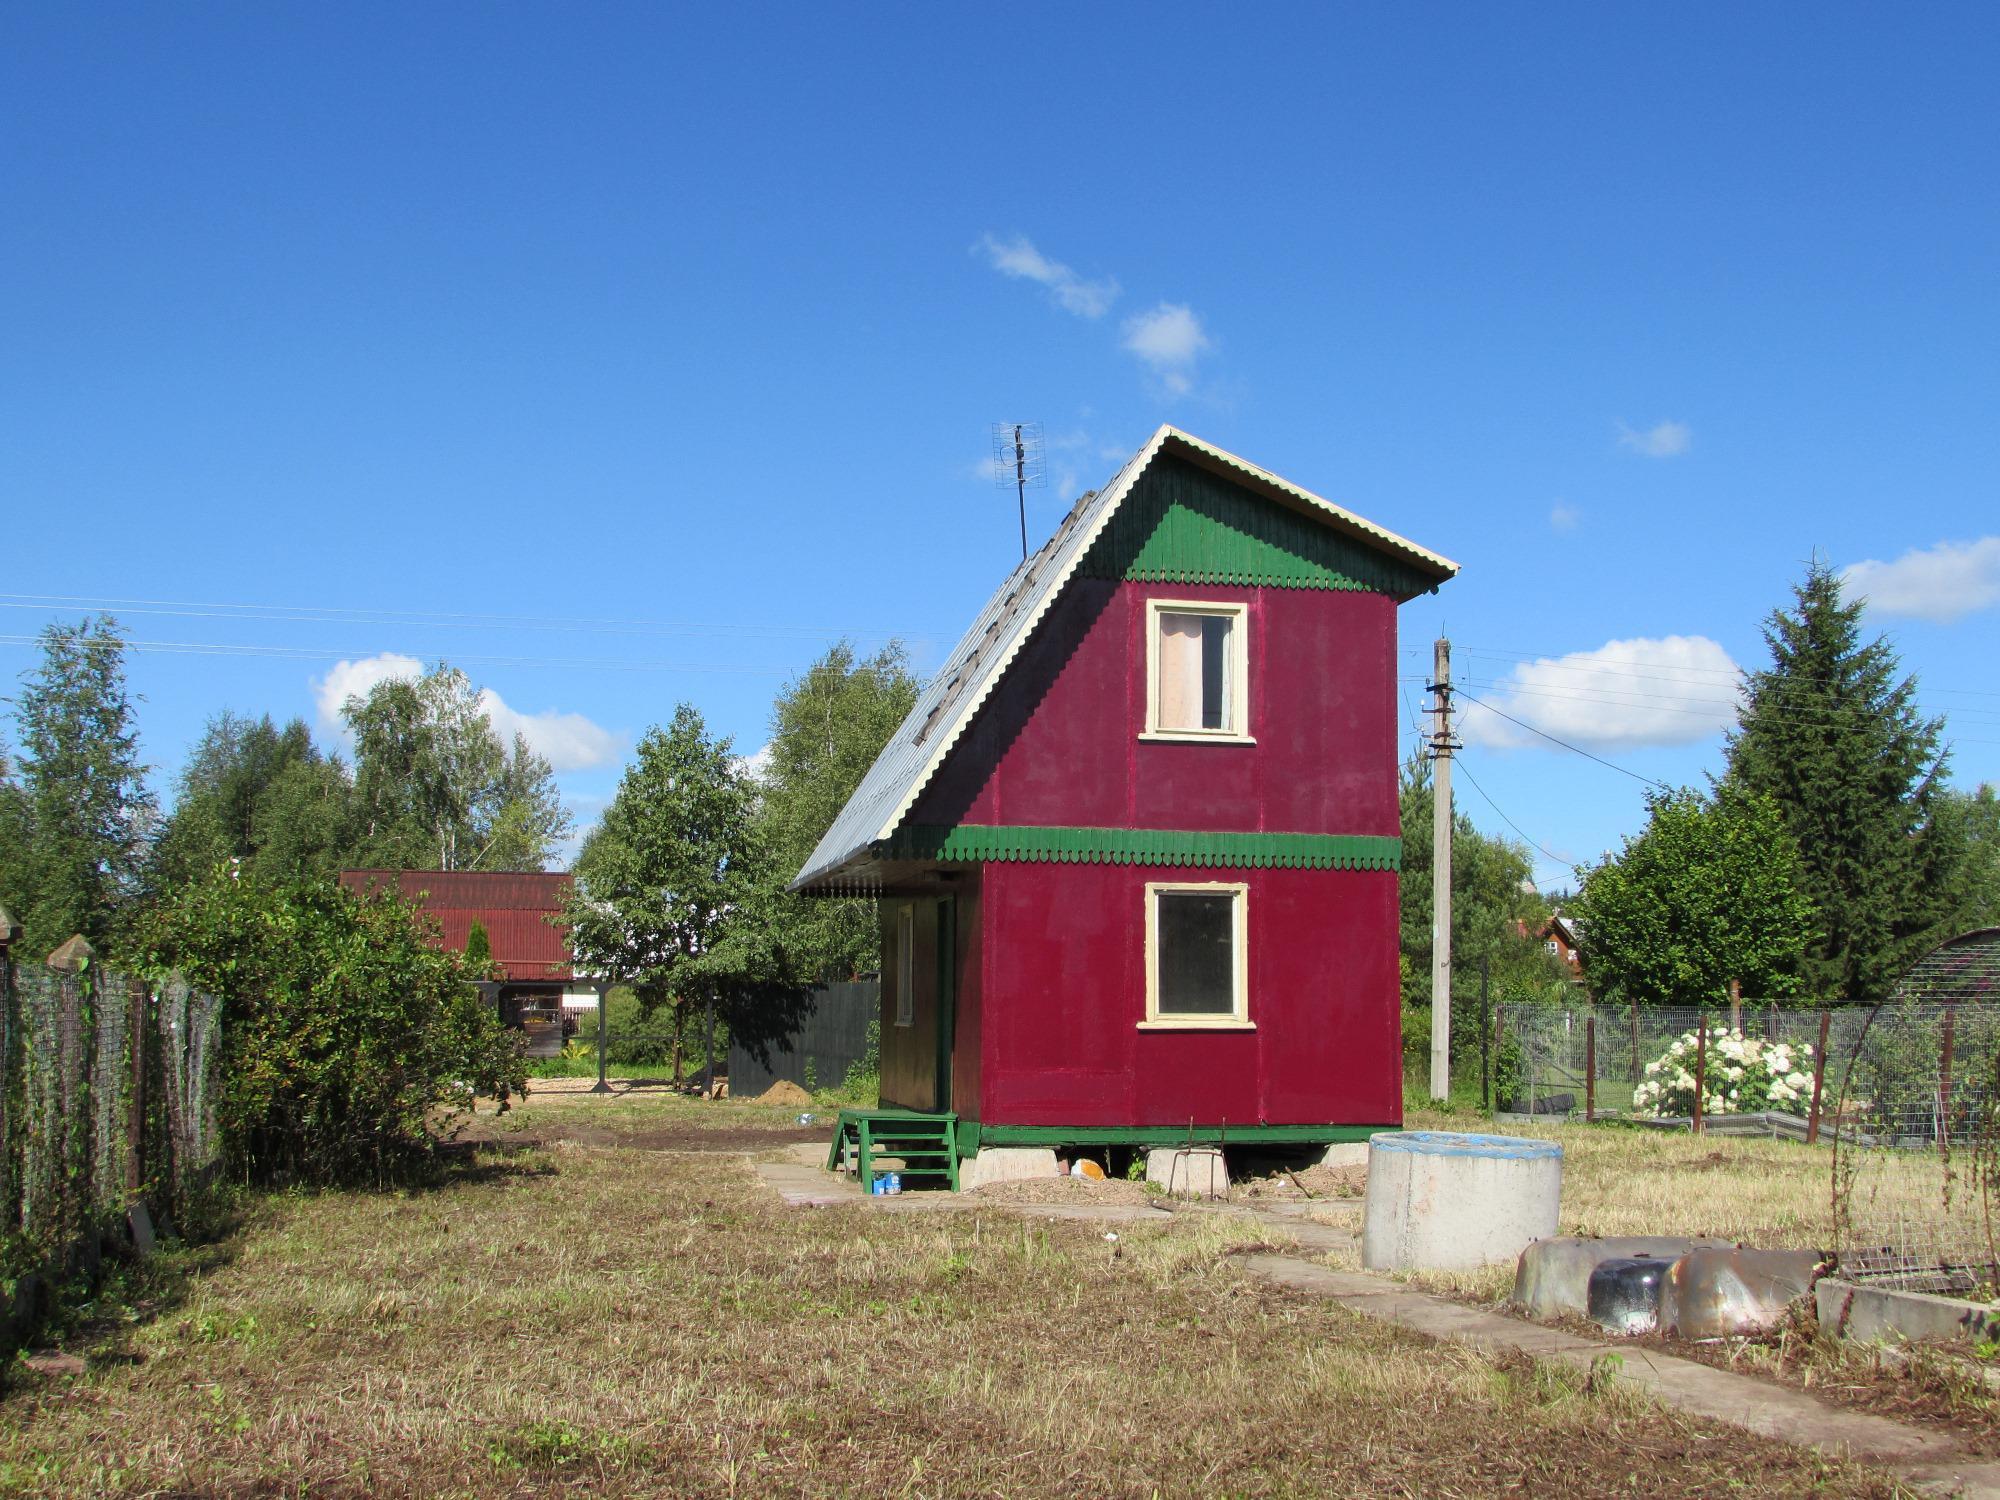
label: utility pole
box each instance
[1429,637,1457,1102]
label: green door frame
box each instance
[934,895,956,1111]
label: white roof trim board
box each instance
[791,425,1458,891]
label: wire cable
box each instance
[1455,754,1574,870]
[1454,690,1672,788]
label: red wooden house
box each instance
[337,870,585,1039]
[794,427,1456,1178]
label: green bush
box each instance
[142,870,527,1186]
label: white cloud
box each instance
[1458,635,1741,750]
[1842,537,2000,623]
[311,652,620,771]
[1121,302,1212,395]
[312,652,423,737]
[1549,502,1581,533]
[477,689,621,772]
[1616,419,1692,458]
[733,741,775,782]
[977,233,1119,318]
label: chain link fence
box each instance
[2,937,224,1297]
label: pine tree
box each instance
[1722,559,1956,1005]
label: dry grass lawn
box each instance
[0,1095,1910,1497]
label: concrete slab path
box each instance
[1238,1250,2000,1499]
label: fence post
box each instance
[592,979,613,1095]
[1585,1012,1597,1122]
[1807,1008,1830,1145]
[1479,956,1491,1112]
[1630,1000,1640,1084]
[1693,1015,1709,1136]
[0,909,16,1232]
[1939,1005,1957,1158]
[126,975,147,1201]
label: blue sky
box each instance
[5,5,1997,882]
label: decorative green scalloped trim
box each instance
[1077,454,1439,599]
[879,824,1400,871]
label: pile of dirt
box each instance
[756,1080,814,1108]
[969,1176,1154,1207]
[1231,1163,1368,1201]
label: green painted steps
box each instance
[826,1109,960,1192]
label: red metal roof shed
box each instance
[338,869,575,983]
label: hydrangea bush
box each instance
[1631,1026,1815,1117]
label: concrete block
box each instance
[1146,1147,1228,1199]
[1658,1248,1823,1340]
[1317,1142,1369,1170]
[956,1147,1060,1192]
[1513,1236,1731,1320]
[1363,1131,1561,1273]
[1817,1277,2000,1347]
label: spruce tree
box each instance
[11,617,156,954]
[1722,559,1955,1005]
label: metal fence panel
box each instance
[727,981,880,1098]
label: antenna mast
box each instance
[991,421,1046,561]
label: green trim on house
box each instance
[880,824,1400,871]
[958,1121,1395,1153]
[1078,454,1439,599]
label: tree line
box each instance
[1572,561,2000,1009]
[0,617,572,959]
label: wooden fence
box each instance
[1,916,222,1349]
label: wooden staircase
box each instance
[826,1109,959,1192]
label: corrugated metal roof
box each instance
[338,869,576,982]
[792,426,1458,892]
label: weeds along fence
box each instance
[0,928,223,1298]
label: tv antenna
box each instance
[991,422,1046,561]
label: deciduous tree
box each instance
[565,704,808,1080]
[345,665,568,872]
[755,641,919,980]
[1573,786,1817,1006]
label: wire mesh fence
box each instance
[1491,1001,1853,1135]
[1491,929,2000,1296]
[2,937,224,1289]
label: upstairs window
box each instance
[1144,600,1250,742]
[1142,881,1250,1028]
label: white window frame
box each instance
[1140,598,1253,743]
[894,903,915,1027]
[1140,880,1252,1030]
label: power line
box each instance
[0,634,795,675]
[1454,689,1672,788]
[1455,754,1572,870]
[0,592,931,645]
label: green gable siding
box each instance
[1078,454,1437,599]
[880,824,1401,871]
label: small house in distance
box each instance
[337,870,592,1051]
[793,425,1457,1184]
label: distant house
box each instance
[1542,911,1585,982]
[793,425,1457,1177]
[337,870,595,1038]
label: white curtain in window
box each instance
[1158,613,1206,729]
